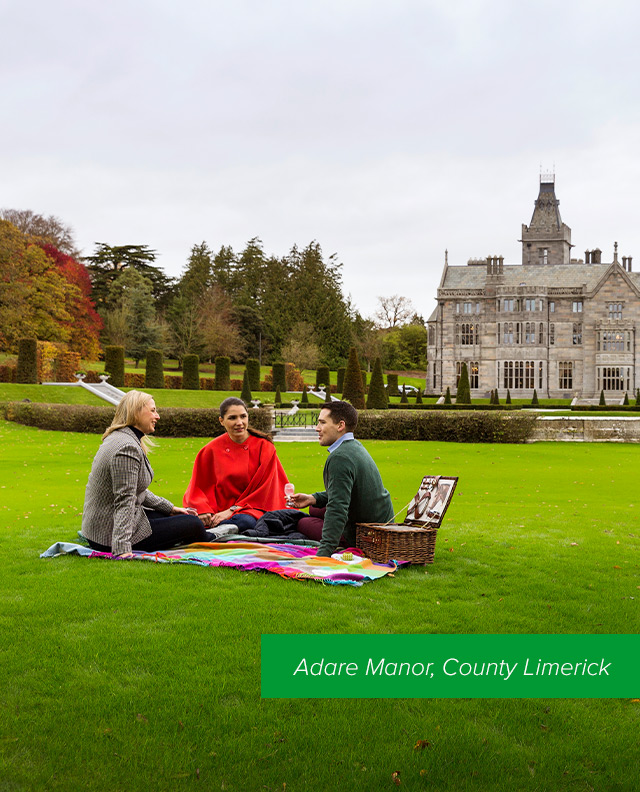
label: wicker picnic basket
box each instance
[356,475,457,564]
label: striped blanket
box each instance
[40,541,403,586]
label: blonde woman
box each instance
[82,390,207,557]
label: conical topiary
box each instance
[275,385,282,406]
[342,347,366,409]
[301,384,309,405]
[636,388,640,406]
[623,391,629,405]
[444,387,452,405]
[241,369,252,403]
[599,389,606,406]
[506,389,512,404]
[456,363,471,404]
[531,389,539,406]
[494,389,500,405]
[415,390,423,404]
[366,357,388,409]
[400,385,409,404]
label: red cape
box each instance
[183,433,289,518]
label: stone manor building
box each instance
[426,175,638,399]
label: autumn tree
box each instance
[281,322,321,373]
[0,209,79,256]
[0,220,74,352]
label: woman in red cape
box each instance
[183,397,289,533]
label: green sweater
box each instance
[312,439,393,557]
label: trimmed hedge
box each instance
[241,369,252,403]
[17,339,38,384]
[104,346,125,388]
[387,373,399,392]
[0,364,17,383]
[145,349,165,389]
[2,402,272,437]
[272,363,286,392]
[183,354,200,390]
[246,358,260,391]
[355,410,537,443]
[570,404,640,412]
[316,366,330,388]
[214,356,230,390]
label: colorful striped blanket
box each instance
[40,542,403,586]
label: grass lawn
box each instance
[1,422,639,791]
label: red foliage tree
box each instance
[40,243,103,359]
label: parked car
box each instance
[384,384,419,394]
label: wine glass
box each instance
[284,483,295,507]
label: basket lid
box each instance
[404,475,457,529]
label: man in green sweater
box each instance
[290,401,394,557]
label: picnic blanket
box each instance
[40,542,403,586]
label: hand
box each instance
[172,506,199,516]
[114,552,135,559]
[289,493,316,509]
[211,509,234,527]
[198,512,213,527]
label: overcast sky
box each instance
[4,0,640,319]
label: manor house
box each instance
[426,175,638,400]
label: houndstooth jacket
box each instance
[81,426,173,555]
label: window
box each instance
[601,331,624,352]
[539,248,548,265]
[538,322,544,344]
[461,323,474,345]
[525,299,535,311]
[428,325,435,345]
[476,302,481,314]
[573,322,582,346]
[516,322,522,344]
[549,323,555,345]
[608,303,623,320]
[456,303,460,314]
[539,361,543,389]
[572,301,583,313]
[525,361,535,389]
[503,299,514,312]
[549,301,555,313]
[470,361,479,389]
[503,322,514,344]
[598,367,630,392]
[463,302,473,314]
[525,322,535,344]
[559,362,573,390]
[538,299,544,311]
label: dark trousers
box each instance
[87,510,208,553]
[217,513,258,532]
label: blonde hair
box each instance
[103,390,157,452]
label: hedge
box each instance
[17,339,38,384]
[0,364,17,383]
[104,346,125,388]
[145,349,165,389]
[354,410,537,443]
[183,355,200,390]
[2,402,272,437]
[246,358,261,391]
[570,404,640,412]
[214,356,230,390]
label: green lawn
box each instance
[0,421,638,790]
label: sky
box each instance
[4,0,640,320]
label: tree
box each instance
[178,242,213,302]
[107,268,162,366]
[531,389,539,406]
[599,390,606,406]
[281,322,321,373]
[380,323,428,370]
[351,312,382,371]
[0,220,75,352]
[0,209,79,256]
[198,286,244,361]
[375,295,415,329]
[366,357,388,409]
[84,243,175,312]
[456,363,471,404]
[444,386,452,404]
[39,243,102,359]
[241,369,252,403]
[342,347,366,409]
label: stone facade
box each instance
[426,176,639,399]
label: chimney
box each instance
[585,250,591,264]
[499,256,504,274]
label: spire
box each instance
[520,174,573,265]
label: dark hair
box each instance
[219,396,272,442]
[320,401,358,432]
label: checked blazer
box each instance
[81,426,173,555]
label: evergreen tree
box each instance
[531,389,539,406]
[400,385,409,404]
[178,242,213,302]
[415,390,423,404]
[444,386,452,405]
[456,363,471,404]
[275,385,282,405]
[623,391,629,405]
[366,357,388,409]
[636,388,640,406]
[337,367,346,393]
[494,389,501,405]
[300,384,309,404]
[387,373,399,393]
[341,347,366,409]
[506,389,512,404]
[599,389,606,406]
[104,346,125,387]
[16,338,38,384]
[241,369,252,403]
[215,357,231,390]
[272,362,286,392]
